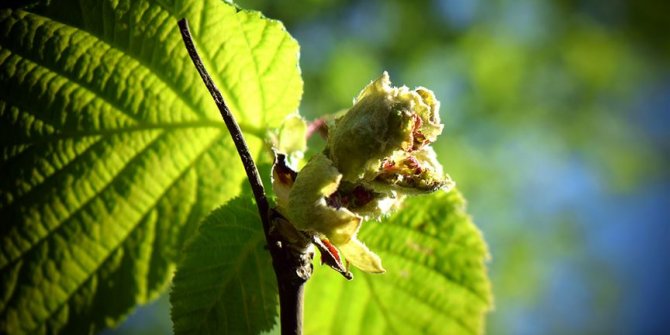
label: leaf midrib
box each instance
[27,6,208,122]
[2,120,262,146]
[2,2,296,333]
[1,130,164,271]
[1,12,264,143]
[1,9,267,148]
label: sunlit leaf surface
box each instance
[0,0,301,333]
[171,197,277,335]
[304,190,492,335]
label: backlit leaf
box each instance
[0,1,301,333]
[304,189,492,335]
[171,197,277,335]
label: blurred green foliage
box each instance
[106,0,668,334]
[231,0,669,334]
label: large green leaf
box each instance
[0,0,301,333]
[304,189,492,335]
[171,196,277,335]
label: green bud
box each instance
[271,72,454,275]
[286,153,385,273]
[326,72,452,194]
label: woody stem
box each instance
[178,18,309,335]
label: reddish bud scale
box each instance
[382,159,396,171]
[275,154,297,184]
[321,239,342,265]
[352,186,374,207]
[325,192,347,209]
[325,185,375,209]
[306,118,329,140]
[404,156,420,169]
[412,132,428,151]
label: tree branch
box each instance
[178,18,310,335]
[177,19,269,234]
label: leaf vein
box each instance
[42,132,227,329]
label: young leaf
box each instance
[171,197,277,335]
[304,189,492,335]
[0,1,301,333]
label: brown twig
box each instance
[178,18,310,335]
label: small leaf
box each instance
[171,197,277,335]
[276,114,307,158]
[0,0,301,333]
[304,189,492,335]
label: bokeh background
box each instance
[107,0,670,334]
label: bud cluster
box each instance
[273,72,453,274]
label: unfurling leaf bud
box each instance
[327,71,453,194]
[272,72,454,275]
[285,153,385,273]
